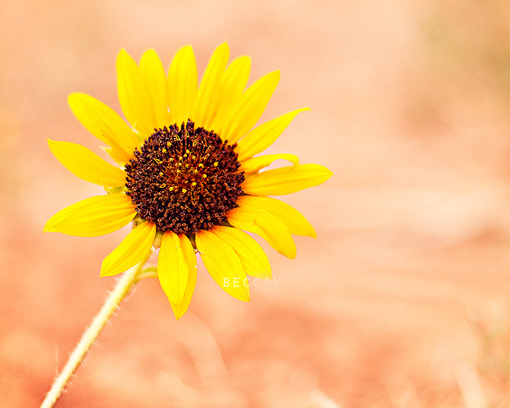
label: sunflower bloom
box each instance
[45,43,332,319]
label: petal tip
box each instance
[265,70,281,84]
[67,93,77,102]
[236,287,251,302]
[116,48,132,65]
[67,93,81,108]
[100,262,118,278]
[140,48,160,63]
[174,312,185,321]
[324,168,334,180]
[43,219,58,233]
[285,249,297,259]
[175,44,195,60]
[100,260,113,277]
[170,303,188,320]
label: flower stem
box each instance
[40,261,144,408]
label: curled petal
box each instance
[236,108,310,161]
[48,139,126,187]
[227,206,296,259]
[240,153,299,175]
[196,229,250,302]
[44,194,136,237]
[237,195,316,238]
[212,226,271,279]
[101,222,156,277]
[242,164,333,196]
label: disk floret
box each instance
[125,120,245,235]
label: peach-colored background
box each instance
[2,0,510,407]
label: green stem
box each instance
[135,267,158,282]
[39,260,146,408]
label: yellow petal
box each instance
[44,194,136,237]
[68,93,141,164]
[139,49,170,130]
[101,221,156,277]
[48,139,126,187]
[236,108,310,161]
[227,206,296,259]
[240,153,299,175]
[167,235,198,320]
[195,229,250,302]
[219,70,280,144]
[242,164,333,196]
[158,231,190,306]
[237,195,316,238]
[213,226,271,279]
[167,45,198,126]
[99,146,125,166]
[116,49,156,138]
[209,56,251,133]
[192,43,230,129]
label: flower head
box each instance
[45,43,332,319]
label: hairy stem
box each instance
[40,261,145,408]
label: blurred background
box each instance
[2,0,510,406]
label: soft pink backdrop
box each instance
[2,1,510,407]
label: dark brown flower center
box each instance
[124,120,244,235]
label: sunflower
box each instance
[45,43,332,319]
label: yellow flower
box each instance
[45,43,332,319]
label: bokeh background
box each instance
[3,0,510,407]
